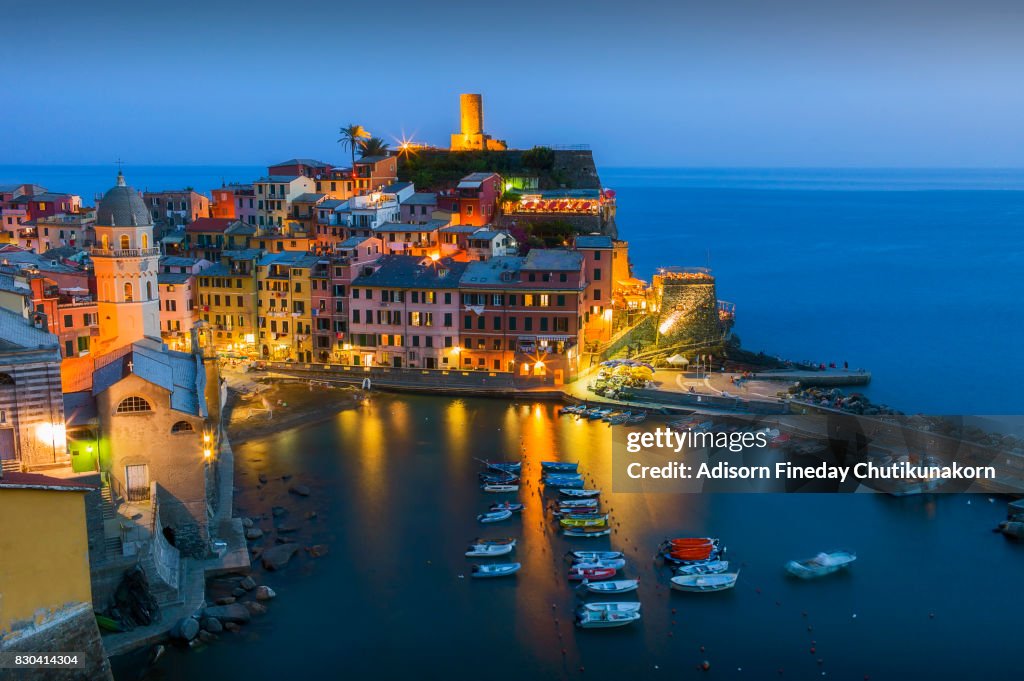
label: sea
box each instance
[3,165,1022,414]
[4,166,1019,679]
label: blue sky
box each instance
[3,0,1022,167]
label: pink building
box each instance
[348,255,467,369]
[310,236,383,362]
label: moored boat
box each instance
[550,478,584,489]
[570,550,623,561]
[676,560,730,576]
[478,509,513,523]
[569,566,617,581]
[560,488,601,498]
[465,543,515,557]
[489,502,524,513]
[571,558,626,570]
[541,461,579,472]
[564,526,611,538]
[485,461,522,473]
[583,579,639,594]
[559,498,599,509]
[471,562,522,578]
[482,484,519,493]
[669,572,739,592]
[575,610,641,628]
[627,412,647,424]
[470,537,516,547]
[785,551,856,579]
[580,601,641,614]
[560,515,609,528]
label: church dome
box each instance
[96,171,152,227]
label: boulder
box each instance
[215,596,236,605]
[244,601,268,616]
[201,617,223,634]
[245,527,264,540]
[170,617,199,642]
[261,543,299,571]
[203,603,251,624]
[288,484,310,497]
[276,522,300,534]
[197,630,217,644]
[272,506,287,518]
[258,473,268,484]
[232,588,247,598]
[255,586,276,601]
[308,544,330,558]
[224,622,241,632]
[239,576,257,591]
[241,517,254,529]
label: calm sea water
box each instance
[111,396,1023,681]
[3,164,1022,412]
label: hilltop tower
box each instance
[653,268,723,347]
[92,171,161,351]
[450,93,507,151]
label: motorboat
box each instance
[571,558,626,570]
[489,502,524,513]
[627,412,647,424]
[588,408,613,420]
[478,509,513,523]
[785,551,857,579]
[482,484,520,493]
[560,405,586,416]
[479,472,519,484]
[560,515,609,528]
[564,527,611,538]
[485,462,522,473]
[559,499,599,509]
[568,566,617,581]
[579,601,641,614]
[575,610,641,629]
[676,560,730,576]
[583,579,638,594]
[541,461,579,472]
[551,478,584,489]
[471,562,521,578]
[465,543,514,557]
[669,572,739,592]
[601,411,625,422]
[470,537,516,547]
[570,550,623,562]
[560,489,600,498]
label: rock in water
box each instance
[255,586,276,601]
[171,617,199,642]
[258,473,268,484]
[244,601,268,616]
[308,544,329,558]
[245,527,264,540]
[272,506,287,517]
[202,603,251,624]
[261,543,299,571]
[202,617,223,633]
[288,484,310,497]
[239,576,257,591]
[197,630,217,644]
[276,522,300,534]
[215,596,236,605]
[241,517,254,529]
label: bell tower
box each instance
[92,171,161,351]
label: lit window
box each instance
[116,396,152,413]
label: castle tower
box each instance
[92,171,161,351]
[450,93,507,151]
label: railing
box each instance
[91,247,161,258]
[150,485,181,591]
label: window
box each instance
[171,421,194,433]
[116,396,152,413]
[594,269,602,280]
[63,314,73,327]
[120,235,130,250]
[146,281,153,300]
[123,283,134,302]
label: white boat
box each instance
[584,579,639,594]
[471,562,521,578]
[785,551,857,579]
[670,572,739,592]
[580,601,641,614]
[482,484,519,493]
[571,551,623,561]
[676,560,730,576]
[465,543,515,557]
[560,499,599,509]
[477,509,513,523]
[572,558,626,570]
[576,610,641,628]
[560,488,600,498]
[564,527,611,538]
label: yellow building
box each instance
[256,250,317,362]
[196,249,262,357]
[0,471,112,679]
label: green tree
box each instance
[338,124,369,170]
[359,136,390,158]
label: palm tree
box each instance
[338,124,369,170]
[359,136,390,158]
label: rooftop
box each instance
[574,235,614,249]
[0,471,95,492]
[254,175,304,184]
[352,255,467,289]
[356,155,389,164]
[91,338,208,417]
[522,249,583,271]
[402,192,438,206]
[458,172,500,188]
[185,217,234,234]
[161,255,199,268]
[291,193,326,204]
[0,306,61,356]
[270,158,332,169]
[374,219,448,233]
[158,272,192,285]
[460,256,525,286]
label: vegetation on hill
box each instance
[398,147,572,190]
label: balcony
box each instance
[91,247,161,258]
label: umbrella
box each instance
[667,354,689,367]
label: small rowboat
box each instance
[465,543,514,557]
[560,405,586,416]
[542,461,579,472]
[564,527,611,538]
[670,572,739,592]
[572,558,626,570]
[569,566,617,581]
[560,515,609,528]
[470,537,516,547]
[485,461,521,473]
[544,472,583,481]
[576,610,641,629]
[560,489,600,498]
[478,509,513,523]
[551,478,584,489]
[571,551,623,562]
[560,499,599,508]
[583,579,638,594]
[482,484,519,493]
[676,560,730,576]
[580,601,641,614]
[785,551,857,579]
[627,412,647,424]
[471,562,521,578]
[664,537,719,548]
[479,472,519,484]
[489,502,524,513]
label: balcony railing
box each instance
[91,247,161,258]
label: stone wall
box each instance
[656,278,721,346]
[0,603,113,681]
[600,315,656,362]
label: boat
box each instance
[560,515,609,528]
[669,572,739,592]
[785,551,857,579]
[471,562,522,578]
[551,478,584,489]
[470,537,516,547]
[569,566,617,581]
[541,461,579,472]
[560,405,586,416]
[627,412,648,424]
[465,543,515,557]
[559,499,599,509]
[575,610,641,629]
[478,509,513,523]
[571,558,626,570]
[482,484,519,493]
[601,411,625,422]
[580,601,641,614]
[570,550,623,561]
[560,488,600,498]
[489,502,524,513]
[588,408,613,420]
[479,472,519,484]
[564,527,611,538]
[676,560,730,575]
[485,462,521,473]
[544,476,584,485]
[583,579,639,594]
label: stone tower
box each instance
[653,268,722,347]
[92,171,161,351]
[450,93,507,151]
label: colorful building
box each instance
[268,158,333,179]
[310,236,383,362]
[352,155,398,194]
[196,249,262,356]
[256,251,318,361]
[438,172,501,227]
[253,175,316,228]
[143,189,210,234]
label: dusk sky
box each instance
[4,0,1023,167]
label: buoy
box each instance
[810,647,816,654]
[701,661,711,671]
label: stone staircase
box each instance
[99,481,123,557]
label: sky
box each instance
[3,0,1023,167]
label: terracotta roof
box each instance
[0,471,95,492]
[185,218,233,234]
